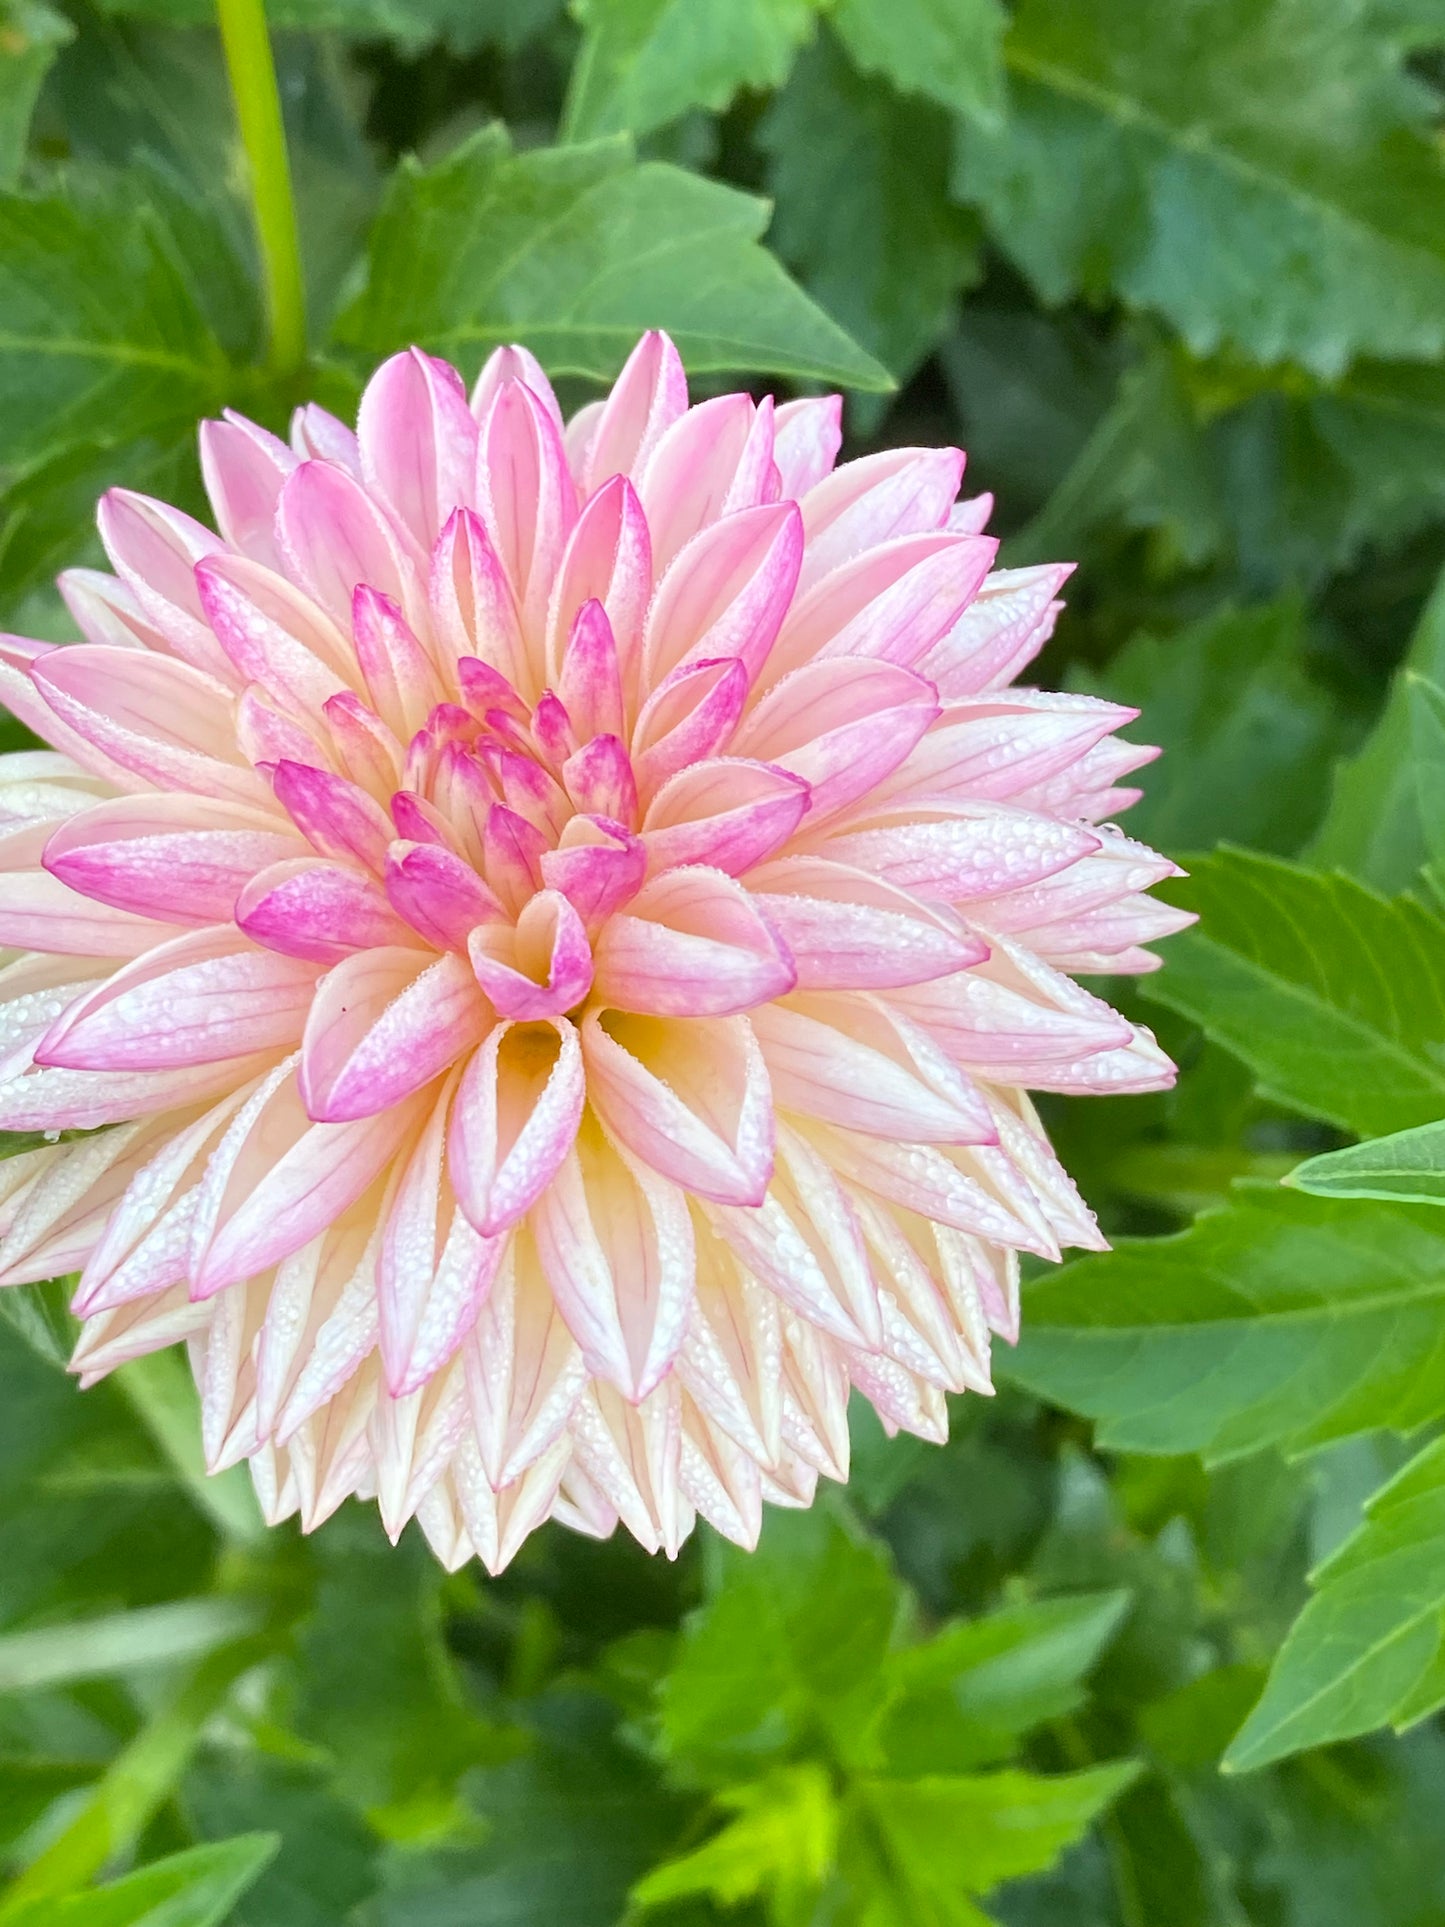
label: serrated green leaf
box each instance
[1226,1438,1445,1771]
[1012,336,1445,595]
[563,0,818,140]
[954,0,1445,376]
[290,1513,511,1827]
[331,127,891,390]
[1309,564,1445,888]
[1142,848,1445,1137]
[830,0,1006,129]
[759,30,980,389]
[378,1697,687,1927]
[1,1834,277,1927]
[659,1506,900,1783]
[1075,599,1341,855]
[1290,1119,1445,1207]
[631,1763,836,1913]
[0,2,72,186]
[879,1591,1131,1771]
[851,1762,1139,1910]
[1006,1184,1445,1460]
[180,1756,380,1927]
[0,183,233,471]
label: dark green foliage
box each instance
[1,0,1445,1920]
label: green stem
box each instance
[216,0,306,378]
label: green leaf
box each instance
[563,0,818,140]
[0,1599,263,1693]
[0,1835,278,1927]
[0,3,72,186]
[0,181,232,472]
[759,31,980,388]
[1075,600,1342,856]
[1006,1184,1445,1460]
[0,1276,70,1370]
[331,127,892,390]
[1309,563,1445,889]
[0,174,241,614]
[830,0,1006,129]
[290,1513,511,1830]
[850,1762,1139,1913]
[880,1591,1132,1771]
[1226,1438,1445,1770]
[1409,671,1445,874]
[954,0,1445,376]
[112,1351,262,1546]
[659,1505,900,1783]
[1290,1119,1445,1207]
[89,0,561,55]
[1142,848,1445,1137]
[2,1644,269,1908]
[179,1756,379,1927]
[941,304,1126,533]
[631,1763,836,1913]
[0,1321,217,1633]
[379,1696,688,1927]
[49,15,381,349]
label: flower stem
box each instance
[216,0,306,379]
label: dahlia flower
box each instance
[0,332,1186,1570]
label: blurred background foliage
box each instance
[0,0,1444,1921]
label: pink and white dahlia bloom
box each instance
[0,332,1185,1569]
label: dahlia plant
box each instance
[0,333,1186,1570]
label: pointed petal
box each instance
[766,530,995,691]
[300,946,488,1121]
[199,412,296,568]
[580,329,688,495]
[378,1077,506,1395]
[429,506,529,690]
[544,477,652,702]
[384,839,502,949]
[237,855,417,961]
[643,501,802,690]
[270,759,394,872]
[751,994,995,1143]
[357,348,479,548]
[43,794,300,926]
[196,554,356,718]
[746,857,985,989]
[475,376,578,654]
[36,925,318,1070]
[449,1016,584,1236]
[641,757,808,876]
[532,1113,694,1401]
[797,445,964,590]
[31,645,269,806]
[772,395,843,498]
[189,1063,418,1295]
[631,655,749,801]
[96,488,235,681]
[276,459,425,632]
[582,1008,774,1206]
[638,393,770,571]
[465,1232,587,1486]
[734,657,938,823]
[593,866,795,1017]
